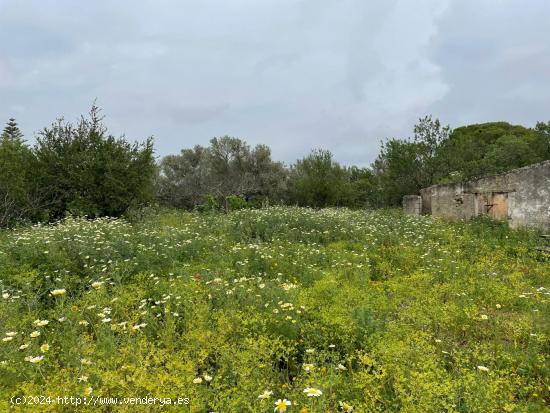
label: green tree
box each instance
[288,149,352,207]
[34,105,156,219]
[369,116,451,206]
[371,139,423,206]
[481,134,544,174]
[534,121,550,158]
[413,115,451,186]
[157,145,209,209]
[347,166,385,208]
[435,122,543,182]
[2,118,24,141]
[0,119,38,226]
[157,137,287,210]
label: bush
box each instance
[196,195,220,213]
[0,119,40,227]
[225,194,248,211]
[34,106,156,220]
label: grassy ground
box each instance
[0,207,548,412]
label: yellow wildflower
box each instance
[258,390,273,399]
[339,401,354,412]
[303,387,322,397]
[274,399,291,412]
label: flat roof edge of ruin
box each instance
[419,159,550,193]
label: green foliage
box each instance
[2,110,550,219]
[413,115,451,187]
[196,194,221,213]
[346,166,384,208]
[158,137,287,209]
[436,122,548,182]
[225,194,248,211]
[534,121,550,158]
[0,108,156,227]
[369,116,452,206]
[371,139,424,206]
[288,149,353,207]
[2,118,24,141]
[196,193,259,213]
[370,118,550,205]
[0,119,40,226]
[34,105,156,220]
[482,134,541,174]
[0,208,547,412]
[157,116,550,211]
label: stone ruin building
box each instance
[403,160,550,229]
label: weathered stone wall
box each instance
[408,160,550,229]
[480,160,550,229]
[420,183,476,220]
[403,195,422,215]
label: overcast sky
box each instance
[1,0,549,165]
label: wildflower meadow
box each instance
[0,207,548,412]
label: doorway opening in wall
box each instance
[477,192,510,221]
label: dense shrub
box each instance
[0,119,41,226]
[157,137,288,209]
[34,106,156,220]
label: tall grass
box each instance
[0,208,548,412]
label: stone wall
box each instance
[403,195,422,215]
[406,160,550,229]
[420,183,477,220]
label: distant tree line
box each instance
[1,106,549,226]
[158,116,550,210]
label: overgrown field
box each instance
[0,207,548,412]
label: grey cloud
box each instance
[165,104,230,125]
[0,0,548,165]
[427,0,550,127]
